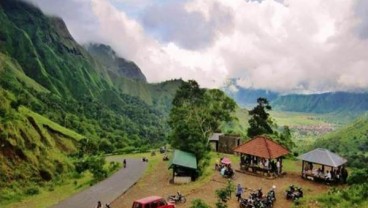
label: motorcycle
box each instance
[285,185,303,201]
[167,192,186,204]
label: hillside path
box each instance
[51,158,147,208]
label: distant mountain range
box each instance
[224,84,368,114]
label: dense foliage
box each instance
[168,80,236,173]
[0,0,176,203]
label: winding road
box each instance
[51,158,147,208]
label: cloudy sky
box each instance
[25,0,368,93]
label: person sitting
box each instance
[325,170,332,181]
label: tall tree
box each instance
[168,80,236,172]
[247,97,273,138]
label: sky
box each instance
[24,0,368,93]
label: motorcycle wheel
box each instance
[180,196,186,203]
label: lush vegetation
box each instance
[168,80,236,174]
[0,0,178,204]
[312,115,368,169]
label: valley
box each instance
[1,1,368,208]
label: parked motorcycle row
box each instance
[239,187,276,208]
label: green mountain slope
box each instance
[0,0,172,195]
[85,43,183,108]
[86,43,147,82]
[313,115,368,168]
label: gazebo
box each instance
[234,135,289,177]
[169,149,198,183]
[297,148,348,183]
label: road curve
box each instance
[51,158,147,208]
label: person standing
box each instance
[236,184,244,201]
[276,159,281,175]
[123,159,127,168]
[96,201,102,208]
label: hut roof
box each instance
[169,149,197,169]
[209,133,224,141]
[233,135,289,159]
[297,148,347,167]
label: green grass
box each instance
[1,172,93,208]
[19,106,84,141]
[271,111,329,127]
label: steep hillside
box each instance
[0,0,172,197]
[86,44,147,82]
[0,0,167,144]
[0,88,81,191]
[272,92,368,114]
[86,43,182,107]
[313,115,368,168]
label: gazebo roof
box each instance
[234,135,289,159]
[297,148,347,167]
[169,149,197,169]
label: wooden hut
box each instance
[234,135,289,177]
[169,149,198,183]
[297,148,348,183]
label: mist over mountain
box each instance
[85,43,147,82]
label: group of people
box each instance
[241,155,282,175]
[304,163,348,183]
[215,158,234,178]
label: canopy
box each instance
[297,148,347,167]
[169,149,197,169]
[233,136,289,159]
[221,157,231,165]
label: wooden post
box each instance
[301,160,305,178]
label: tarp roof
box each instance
[169,149,197,169]
[209,133,224,141]
[233,135,289,159]
[297,148,347,167]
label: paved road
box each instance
[52,158,147,208]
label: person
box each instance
[236,184,244,201]
[276,159,281,175]
[325,170,331,181]
[123,159,127,168]
[342,167,348,183]
[96,201,102,208]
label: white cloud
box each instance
[24,0,368,93]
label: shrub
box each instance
[348,168,368,185]
[25,187,40,195]
[190,199,211,208]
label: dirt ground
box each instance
[111,157,330,208]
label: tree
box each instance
[247,97,273,138]
[168,80,236,173]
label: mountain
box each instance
[0,0,174,195]
[223,83,279,108]
[272,92,368,114]
[312,115,368,169]
[85,43,182,109]
[85,43,147,82]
